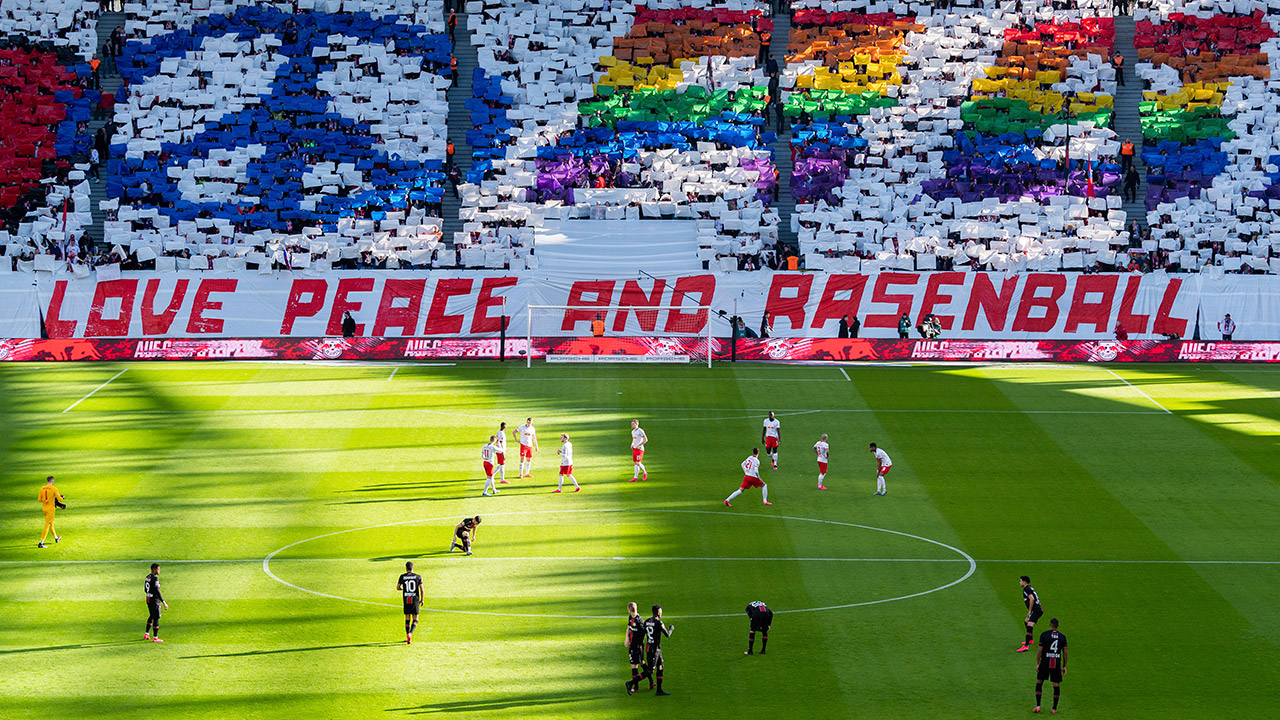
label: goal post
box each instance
[526,305,716,368]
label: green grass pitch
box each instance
[1,360,1278,718]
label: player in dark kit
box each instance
[643,605,674,696]
[624,602,647,694]
[449,516,481,555]
[398,561,424,645]
[1034,618,1068,714]
[745,600,773,655]
[1017,576,1044,652]
[143,563,168,643]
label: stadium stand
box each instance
[1136,0,1280,274]
[0,0,98,273]
[100,0,451,271]
[458,0,783,273]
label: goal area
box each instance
[525,305,715,368]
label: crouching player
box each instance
[449,516,481,555]
[744,600,773,655]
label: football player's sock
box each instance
[1025,627,1033,645]
[761,485,769,503]
[1035,682,1043,706]
[557,475,564,490]
[463,539,471,552]
[152,625,159,639]
[637,462,645,476]
[630,669,639,687]
[655,672,663,692]
[1052,687,1060,710]
[818,473,825,484]
[570,475,579,489]
[747,631,755,652]
[760,633,768,653]
[405,619,412,633]
[411,619,418,633]
[877,477,886,493]
[725,489,743,502]
[498,465,505,481]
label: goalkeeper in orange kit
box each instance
[38,476,66,548]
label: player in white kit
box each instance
[514,418,538,478]
[494,422,509,484]
[629,420,648,482]
[481,437,499,496]
[869,442,892,496]
[555,433,580,493]
[813,434,830,490]
[761,412,781,469]
[724,448,771,507]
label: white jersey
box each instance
[481,443,496,463]
[763,418,780,439]
[494,433,507,453]
[559,441,573,466]
[742,455,761,477]
[874,448,892,467]
[631,427,647,450]
[517,424,536,447]
[814,441,829,462]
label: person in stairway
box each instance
[1123,167,1139,204]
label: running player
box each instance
[397,561,424,644]
[869,442,892,495]
[744,600,773,655]
[494,422,509,484]
[143,563,168,643]
[628,420,648,482]
[514,418,538,478]
[481,436,499,496]
[1017,576,1044,652]
[449,516,481,555]
[555,433,580,493]
[643,605,674,696]
[724,448,771,507]
[1033,618,1067,714]
[761,412,781,469]
[624,602,647,694]
[37,476,65,548]
[813,434,830,490]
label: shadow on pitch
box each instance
[385,691,585,715]
[179,641,402,659]
[0,640,138,655]
[367,550,456,562]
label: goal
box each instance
[526,305,715,368]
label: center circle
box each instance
[262,508,976,619]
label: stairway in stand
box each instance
[84,11,126,249]
[1111,13,1146,233]
[768,10,796,254]
[442,15,478,247]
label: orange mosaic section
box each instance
[1134,48,1270,81]
[785,20,919,67]
[612,20,761,64]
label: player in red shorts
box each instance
[481,436,498,496]
[514,417,538,478]
[869,442,892,496]
[813,433,830,490]
[555,433,580,493]
[629,420,648,482]
[724,448,770,507]
[761,412,780,469]
[494,422,509,484]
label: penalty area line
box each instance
[62,368,128,414]
[1103,367,1173,414]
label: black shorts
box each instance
[751,611,773,633]
[1037,663,1063,683]
[455,528,469,541]
[1028,606,1044,624]
[147,601,162,621]
[628,645,644,666]
[404,600,420,616]
[646,648,664,670]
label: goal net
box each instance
[526,305,716,367]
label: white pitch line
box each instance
[1103,367,1173,414]
[61,368,128,414]
[35,406,1167,417]
[388,367,398,381]
[3,557,1276,566]
[839,367,851,382]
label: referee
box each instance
[144,563,169,643]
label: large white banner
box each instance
[5,270,1279,340]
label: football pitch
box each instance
[1,360,1278,718]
